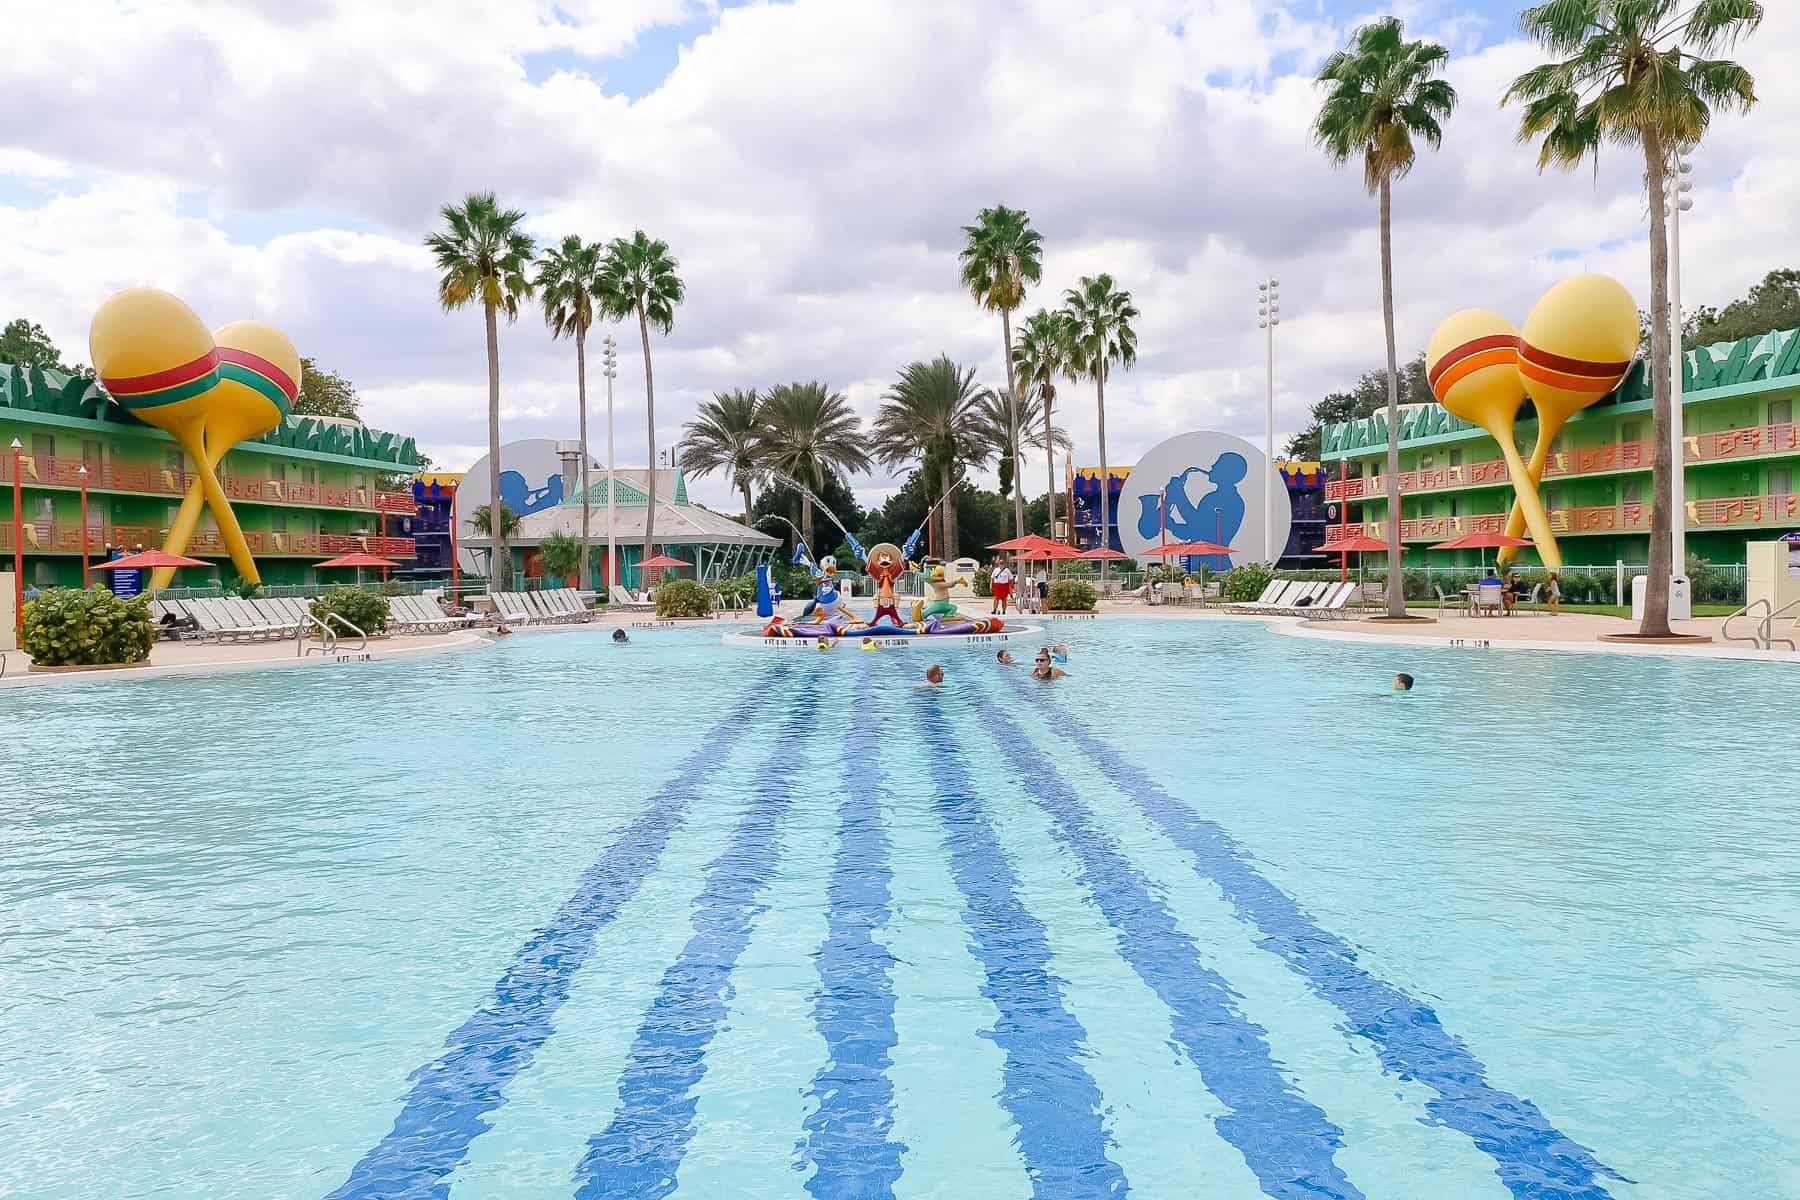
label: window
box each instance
[165,450,184,472]
[81,440,102,466]
[270,511,287,533]
[302,466,316,485]
[1622,479,1643,504]
[1771,398,1793,427]
[1621,420,1641,444]
[1772,467,1793,497]
[34,496,54,521]
[1449,497,1460,517]
[1419,453,1434,470]
[353,472,367,490]
[167,504,181,526]
[1449,449,1463,468]
[270,461,284,481]
[31,434,53,459]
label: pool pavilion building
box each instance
[1320,325,1800,569]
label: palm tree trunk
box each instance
[1001,307,1024,540]
[1379,176,1404,619]
[1096,364,1110,588]
[1641,134,1674,637]
[1043,388,1058,540]
[484,298,506,588]
[576,325,590,591]
[801,492,813,554]
[638,305,658,579]
[740,479,754,521]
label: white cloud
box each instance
[2,0,1797,513]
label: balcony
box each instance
[1325,420,1799,501]
[0,521,416,559]
[0,453,415,515]
[1320,491,1799,545]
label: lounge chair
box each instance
[1225,580,1302,613]
[545,588,594,622]
[1279,581,1357,618]
[185,598,269,643]
[248,597,303,636]
[609,586,655,612]
[488,592,534,625]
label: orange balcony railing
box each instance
[0,453,415,515]
[1325,421,1799,501]
[0,521,416,559]
[1319,490,1799,545]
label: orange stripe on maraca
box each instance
[1517,358,1621,394]
[1431,347,1519,401]
[1427,333,1518,387]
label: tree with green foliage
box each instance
[425,191,536,584]
[1061,274,1138,579]
[973,386,1069,527]
[535,234,603,587]
[294,357,362,420]
[1505,0,1762,638]
[757,382,869,549]
[753,468,865,556]
[1689,267,1800,347]
[1013,307,1073,541]
[683,388,765,518]
[1285,353,1430,461]
[1314,15,1456,617]
[0,318,66,370]
[595,230,684,562]
[537,530,585,585]
[959,204,1044,540]
[873,357,994,560]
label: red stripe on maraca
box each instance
[101,348,221,395]
[218,347,298,402]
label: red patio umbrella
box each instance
[1074,546,1128,560]
[988,534,1060,552]
[1430,529,1532,574]
[89,549,211,572]
[1315,533,1393,590]
[638,553,691,568]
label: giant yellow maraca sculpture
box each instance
[1426,308,1565,567]
[1497,274,1638,568]
[89,290,298,588]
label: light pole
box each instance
[78,464,90,589]
[602,334,619,593]
[1257,276,1281,563]
[9,438,22,632]
[1665,154,1694,606]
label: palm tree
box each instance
[1505,0,1761,638]
[872,356,994,559]
[974,387,1070,537]
[959,205,1044,540]
[595,230,684,564]
[1313,18,1456,619]
[757,381,870,548]
[470,503,521,575]
[425,192,535,586]
[1061,275,1138,584]
[683,388,765,518]
[534,234,601,588]
[1012,307,1073,540]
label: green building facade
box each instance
[1322,327,1800,570]
[2,363,423,590]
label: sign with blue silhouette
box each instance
[1116,431,1290,571]
[456,438,601,556]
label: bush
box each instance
[226,576,262,599]
[21,588,155,666]
[713,573,755,610]
[972,565,992,597]
[309,587,390,637]
[1221,561,1276,602]
[1047,578,1097,611]
[538,531,584,584]
[655,577,715,618]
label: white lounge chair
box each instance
[186,598,267,642]
[609,586,655,612]
[1279,581,1357,618]
[491,592,535,625]
[1225,579,1300,613]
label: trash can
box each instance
[1631,574,1691,621]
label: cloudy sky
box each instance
[5,0,1794,512]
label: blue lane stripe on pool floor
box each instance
[570,687,827,1200]
[1009,679,1623,1200]
[797,666,906,1198]
[971,684,1362,1200]
[910,686,1127,1199]
[325,666,786,1200]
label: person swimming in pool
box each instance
[612,628,629,643]
[996,648,1015,665]
[1031,648,1067,680]
[1393,672,1414,692]
[923,664,944,686]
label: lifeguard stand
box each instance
[1747,540,1800,615]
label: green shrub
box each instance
[1046,578,1097,611]
[655,577,715,618]
[713,573,755,610]
[21,588,155,666]
[225,576,262,600]
[309,587,390,637]
[972,565,993,597]
[538,531,584,583]
[1221,561,1276,602]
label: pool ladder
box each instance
[295,612,369,657]
[1719,597,1800,652]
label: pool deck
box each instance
[1,598,1791,690]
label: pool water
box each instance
[3,619,1797,1199]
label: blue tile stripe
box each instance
[1009,680,1623,1200]
[325,666,786,1200]
[570,687,824,1200]
[974,692,1362,1200]
[909,686,1127,1199]
[797,666,906,1198]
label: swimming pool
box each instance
[3,618,1796,1199]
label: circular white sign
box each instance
[1116,431,1290,569]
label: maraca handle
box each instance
[1495,415,1565,569]
[1496,437,1563,569]
[150,427,261,589]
